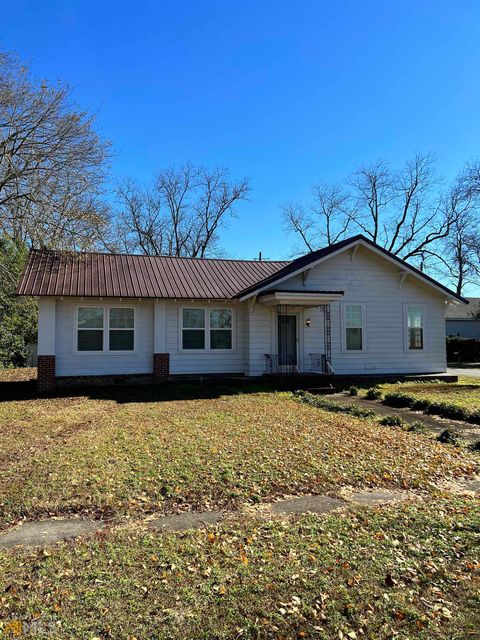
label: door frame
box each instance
[276,312,300,370]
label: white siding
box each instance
[246,304,274,376]
[55,299,154,376]
[254,245,447,374]
[38,298,56,355]
[52,245,449,377]
[167,301,247,374]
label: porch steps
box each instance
[304,385,335,395]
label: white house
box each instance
[445,298,480,338]
[16,235,467,391]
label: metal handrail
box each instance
[264,353,334,375]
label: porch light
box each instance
[305,318,311,327]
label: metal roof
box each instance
[16,235,468,304]
[445,298,480,319]
[16,250,290,299]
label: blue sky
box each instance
[1,0,479,261]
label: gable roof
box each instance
[16,250,289,300]
[237,234,468,304]
[16,235,467,303]
[446,298,480,319]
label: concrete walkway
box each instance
[447,367,480,378]
[0,488,414,549]
[329,393,480,444]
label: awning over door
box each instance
[258,290,344,307]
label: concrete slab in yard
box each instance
[348,489,407,506]
[148,511,224,532]
[271,495,345,515]
[0,518,103,549]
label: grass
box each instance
[379,378,480,423]
[0,496,478,639]
[1,383,478,529]
[1,370,479,639]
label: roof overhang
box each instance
[258,291,344,306]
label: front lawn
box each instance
[0,384,477,528]
[1,371,479,639]
[377,377,480,423]
[0,496,478,639]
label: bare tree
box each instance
[439,161,480,295]
[111,164,249,257]
[0,51,110,249]
[284,154,461,272]
[282,184,352,253]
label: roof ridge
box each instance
[28,248,290,265]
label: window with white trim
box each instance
[109,307,135,351]
[210,309,232,349]
[77,306,135,352]
[345,304,364,351]
[77,307,104,351]
[182,308,206,350]
[182,308,233,351]
[407,305,424,350]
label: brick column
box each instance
[153,353,170,382]
[38,355,56,392]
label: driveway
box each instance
[447,367,480,378]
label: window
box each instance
[182,309,205,349]
[407,305,424,350]
[77,307,104,351]
[182,308,233,351]
[345,304,364,351]
[76,306,135,352]
[109,308,134,351]
[210,309,232,349]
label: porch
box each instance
[257,290,343,377]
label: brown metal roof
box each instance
[16,250,290,299]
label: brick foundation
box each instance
[37,355,56,392]
[153,353,170,382]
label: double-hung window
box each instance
[182,308,233,351]
[77,307,104,351]
[406,305,424,350]
[182,309,206,350]
[76,306,135,352]
[109,308,135,351]
[209,309,232,349]
[344,303,365,351]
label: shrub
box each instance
[407,420,428,434]
[295,392,376,418]
[446,336,480,363]
[365,387,382,400]
[437,429,460,445]
[383,392,412,408]
[380,414,405,427]
[468,440,480,452]
[348,386,358,396]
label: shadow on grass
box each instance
[0,372,458,405]
[0,377,316,404]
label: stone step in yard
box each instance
[0,488,416,549]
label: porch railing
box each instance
[264,354,299,374]
[264,353,334,375]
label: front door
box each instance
[278,315,297,368]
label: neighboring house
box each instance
[16,234,467,391]
[445,298,480,339]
